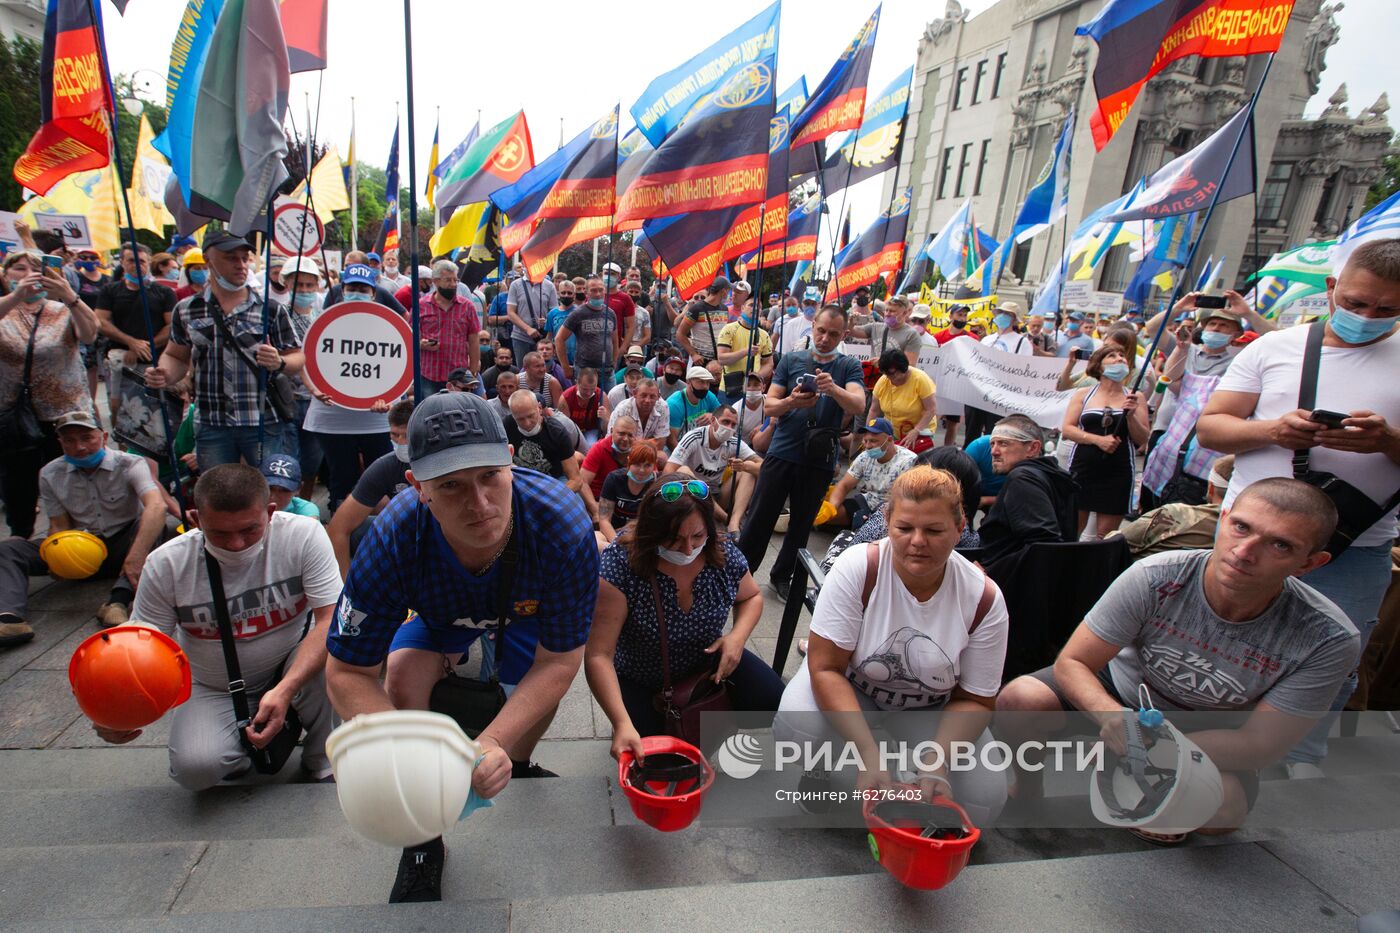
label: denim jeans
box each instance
[1286,542,1392,765]
[292,397,324,482]
[194,422,290,471]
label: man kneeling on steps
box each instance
[996,478,1359,842]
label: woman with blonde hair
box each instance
[776,466,1010,822]
[1060,344,1150,538]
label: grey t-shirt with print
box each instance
[1086,550,1358,715]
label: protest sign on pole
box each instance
[34,213,93,248]
[1058,280,1093,310]
[1089,290,1123,317]
[0,210,20,249]
[271,199,324,256]
[302,302,415,409]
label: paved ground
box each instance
[3,408,1398,929]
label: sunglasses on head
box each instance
[658,479,708,502]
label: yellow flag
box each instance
[290,145,351,223]
[19,165,123,254]
[430,201,491,257]
[126,115,175,235]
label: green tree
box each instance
[1365,148,1400,212]
[0,36,42,211]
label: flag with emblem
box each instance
[519,109,621,281]
[748,190,821,269]
[435,111,534,213]
[826,188,910,300]
[615,49,777,225]
[789,5,880,150]
[802,66,911,194]
[13,0,115,194]
[1251,239,1335,289]
[1107,105,1255,222]
[629,1,779,148]
[1333,189,1400,272]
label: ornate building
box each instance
[889,0,1394,303]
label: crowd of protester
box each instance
[2,221,1397,903]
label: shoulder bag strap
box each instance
[650,576,673,699]
[968,573,997,635]
[19,306,44,385]
[205,295,268,378]
[1292,323,1326,479]
[202,550,254,727]
[860,541,880,612]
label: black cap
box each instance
[407,392,512,481]
[202,228,252,253]
[446,367,479,386]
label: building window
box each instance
[1258,162,1292,223]
[973,139,991,196]
[991,52,1008,99]
[936,147,954,199]
[953,67,968,109]
[954,143,973,197]
[972,59,988,104]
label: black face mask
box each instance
[437,285,457,300]
[559,296,574,307]
[854,295,870,307]
[951,319,967,330]
[663,371,681,384]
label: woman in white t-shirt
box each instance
[775,466,1010,823]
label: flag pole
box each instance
[92,20,187,518]
[401,0,424,402]
[1131,52,1273,395]
[349,97,358,248]
[732,199,769,497]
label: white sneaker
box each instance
[1285,761,1326,780]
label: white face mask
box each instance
[204,535,266,567]
[518,421,543,437]
[658,539,706,566]
[745,391,764,403]
[392,441,410,463]
[710,424,734,444]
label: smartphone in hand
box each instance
[796,372,818,393]
[1310,409,1348,429]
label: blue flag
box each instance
[1108,104,1255,223]
[630,2,779,148]
[153,0,228,202]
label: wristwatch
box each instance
[275,356,287,373]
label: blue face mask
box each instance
[1200,330,1232,350]
[23,289,47,304]
[1066,322,1081,334]
[293,292,316,309]
[124,272,147,286]
[994,312,1014,331]
[1329,306,1399,345]
[627,470,653,485]
[64,448,105,469]
[785,305,799,317]
[187,269,208,285]
[803,304,816,319]
[1102,362,1130,382]
[214,273,242,291]
[862,445,887,461]
[587,297,606,310]
[76,261,98,272]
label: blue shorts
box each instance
[388,614,537,686]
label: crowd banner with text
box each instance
[1076,0,1295,151]
[846,336,1075,429]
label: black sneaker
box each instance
[512,760,558,778]
[771,581,791,603]
[389,837,444,904]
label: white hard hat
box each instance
[326,710,482,847]
[1090,712,1222,834]
[279,257,323,282]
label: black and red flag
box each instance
[748,193,821,269]
[826,188,910,301]
[614,50,777,226]
[520,108,619,281]
[14,0,114,194]
[788,5,880,151]
[279,0,328,73]
[1077,0,1294,150]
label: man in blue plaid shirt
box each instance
[145,228,304,469]
[326,390,599,904]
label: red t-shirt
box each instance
[608,291,635,331]
[580,436,625,497]
[394,284,416,313]
[561,384,604,432]
[933,328,975,345]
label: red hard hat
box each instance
[864,789,980,890]
[68,625,192,731]
[617,735,714,832]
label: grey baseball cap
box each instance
[407,392,512,481]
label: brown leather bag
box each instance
[650,577,732,748]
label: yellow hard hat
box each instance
[40,530,108,579]
[182,248,205,266]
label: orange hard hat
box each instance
[67,625,192,731]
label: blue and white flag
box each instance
[1013,110,1074,244]
[923,199,972,279]
[1333,188,1400,271]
